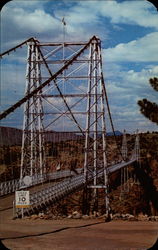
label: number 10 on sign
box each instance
[15,190,30,208]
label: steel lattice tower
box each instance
[83,38,109,213]
[20,36,109,212]
[20,41,46,179]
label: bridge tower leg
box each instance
[20,41,46,182]
[134,130,140,163]
[133,130,140,183]
[83,37,109,215]
[121,130,127,160]
[121,130,129,193]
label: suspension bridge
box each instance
[0,36,140,218]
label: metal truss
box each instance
[0,36,140,215]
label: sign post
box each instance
[15,190,30,218]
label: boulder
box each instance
[96,212,101,217]
[93,211,97,217]
[127,215,137,221]
[72,211,81,219]
[113,213,122,220]
[72,211,78,215]
[148,216,156,221]
[38,212,45,219]
[30,214,39,220]
[138,213,149,221]
[44,215,52,220]
[82,215,89,219]
[155,216,158,221]
[67,215,72,219]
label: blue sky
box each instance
[0,0,158,133]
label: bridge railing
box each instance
[0,169,83,196]
[30,174,84,205]
[16,174,85,217]
[0,179,20,196]
[1,157,137,197]
[107,158,137,174]
[14,158,138,217]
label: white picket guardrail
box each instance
[1,157,137,197]
[0,168,83,196]
[13,156,137,217]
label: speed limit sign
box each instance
[15,190,30,208]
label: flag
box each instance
[62,17,66,26]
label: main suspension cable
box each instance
[0,37,36,58]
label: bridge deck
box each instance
[20,159,137,216]
[0,158,137,217]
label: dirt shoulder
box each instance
[0,211,157,250]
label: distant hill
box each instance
[0,126,83,146]
[107,131,123,136]
[44,131,83,143]
[0,126,22,146]
[0,126,122,146]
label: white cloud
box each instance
[45,96,75,112]
[1,64,25,92]
[146,65,158,75]
[123,66,158,87]
[2,0,47,9]
[104,63,158,132]
[106,64,158,97]
[2,5,60,34]
[107,1,157,28]
[104,32,158,62]
[1,0,107,46]
[137,119,158,132]
[1,0,157,133]
[2,0,157,47]
[56,0,158,41]
[79,0,158,29]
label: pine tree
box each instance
[138,77,158,125]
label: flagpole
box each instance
[62,17,66,43]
